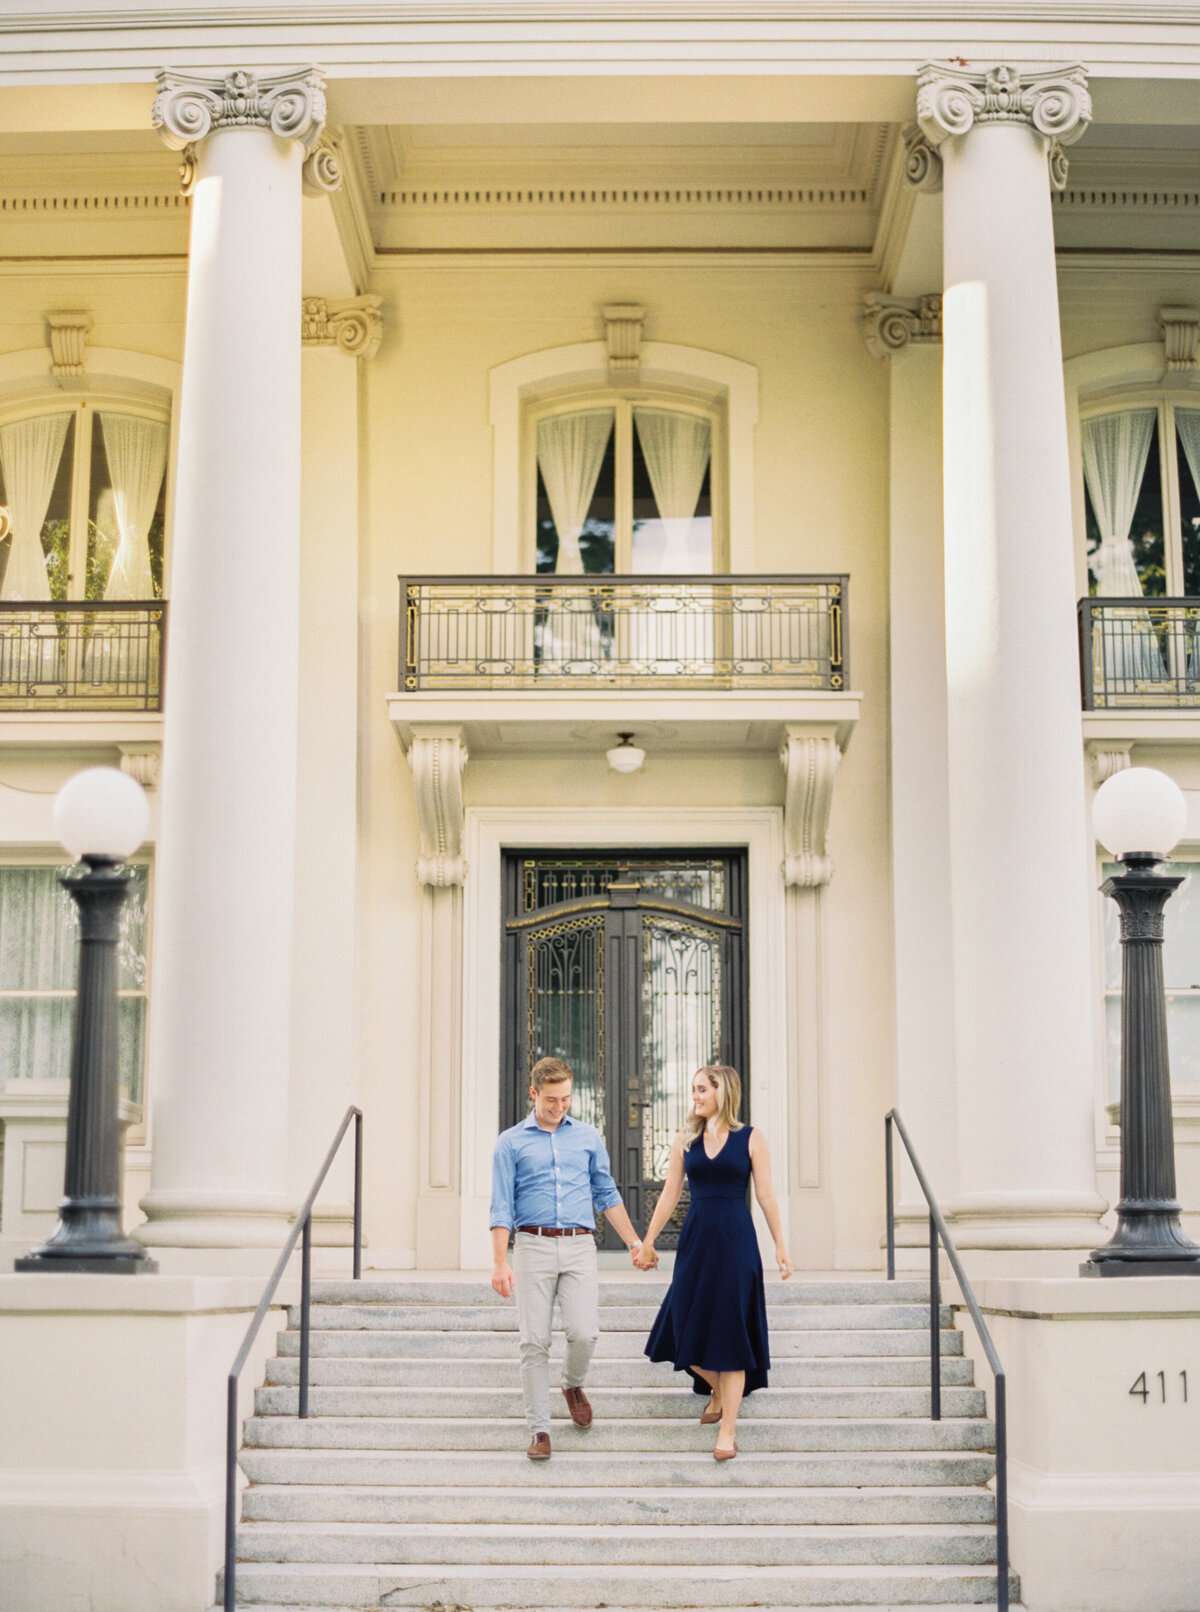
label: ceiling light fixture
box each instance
[606,732,645,774]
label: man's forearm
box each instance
[491,1226,512,1266]
[603,1202,641,1248]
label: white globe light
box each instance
[606,735,645,774]
[1093,766,1187,860]
[53,767,150,861]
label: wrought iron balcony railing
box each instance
[0,601,167,712]
[399,575,847,693]
[1080,597,1200,710]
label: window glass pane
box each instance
[1086,416,1165,597]
[1177,412,1200,597]
[631,408,713,575]
[1102,860,1200,1096]
[535,411,615,575]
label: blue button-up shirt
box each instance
[490,1111,623,1231]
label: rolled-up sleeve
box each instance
[589,1133,623,1213]
[490,1133,517,1229]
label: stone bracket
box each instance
[301,294,383,360]
[603,304,646,382]
[404,725,469,887]
[861,293,942,359]
[780,725,842,888]
[45,312,92,380]
[1087,741,1133,789]
[1159,306,1200,373]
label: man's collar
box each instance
[523,1110,574,1131]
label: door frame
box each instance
[459,806,788,1269]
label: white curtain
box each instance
[0,414,70,601]
[537,410,613,575]
[633,408,712,574]
[100,412,168,600]
[1082,409,1164,685]
[1176,410,1200,517]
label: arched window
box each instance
[1081,396,1200,599]
[0,396,169,603]
[530,391,723,576]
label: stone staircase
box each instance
[224,1276,1020,1609]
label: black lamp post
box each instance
[17,767,157,1275]
[1084,766,1200,1277]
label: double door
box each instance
[502,853,747,1247]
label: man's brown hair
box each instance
[530,1056,573,1090]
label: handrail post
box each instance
[929,1212,941,1422]
[353,1109,363,1282]
[885,1113,895,1281]
[995,1372,1010,1612]
[224,1373,238,1612]
[299,1214,312,1420]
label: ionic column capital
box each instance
[153,66,328,155]
[916,61,1091,151]
[302,295,384,360]
[861,293,942,360]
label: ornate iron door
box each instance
[503,859,746,1248]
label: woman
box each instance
[637,1064,792,1459]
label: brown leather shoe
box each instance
[526,1432,552,1461]
[562,1386,593,1428]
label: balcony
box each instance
[0,602,166,713]
[389,575,859,761]
[1079,598,1200,711]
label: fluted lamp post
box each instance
[17,768,157,1274]
[1084,766,1200,1277]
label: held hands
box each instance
[776,1246,794,1281]
[491,1261,515,1299]
[633,1240,659,1271]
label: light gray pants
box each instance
[512,1231,600,1436]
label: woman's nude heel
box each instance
[713,1440,737,1461]
[700,1397,722,1425]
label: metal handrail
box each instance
[885,1109,1009,1612]
[222,1105,363,1612]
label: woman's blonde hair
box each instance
[683,1064,744,1147]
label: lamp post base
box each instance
[16,1248,158,1274]
[1081,1255,1200,1276]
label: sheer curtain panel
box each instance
[633,408,712,574]
[100,412,168,600]
[1082,409,1164,686]
[0,414,70,601]
[537,410,613,575]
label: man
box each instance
[490,1056,652,1460]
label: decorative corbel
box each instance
[603,304,646,382]
[301,294,384,360]
[1088,742,1133,789]
[302,135,344,198]
[45,312,92,379]
[406,726,469,887]
[118,744,162,792]
[901,124,943,194]
[1159,307,1200,374]
[780,727,841,888]
[861,293,942,360]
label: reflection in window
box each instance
[1102,859,1200,1101]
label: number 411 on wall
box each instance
[1129,1371,1188,1404]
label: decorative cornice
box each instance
[301,294,383,359]
[0,193,186,215]
[379,185,872,212]
[45,310,91,378]
[916,61,1091,154]
[901,125,943,194]
[152,67,327,155]
[861,292,941,359]
[406,726,469,888]
[603,303,645,380]
[1158,306,1200,373]
[780,727,841,888]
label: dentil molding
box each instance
[861,293,941,359]
[153,69,330,189]
[301,295,383,359]
[1158,306,1200,373]
[44,311,92,379]
[915,61,1091,190]
[405,726,470,888]
[780,726,841,888]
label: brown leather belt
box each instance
[517,1225,594,1237]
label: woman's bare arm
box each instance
[638,1132,687,1261]
[749,1129,793,1279]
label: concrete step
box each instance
[234,1520,998,1568]
[240,1483,996,1526]
[264,1354,977,1389]
[277,1325,964,1360]
[289,1302,955,1332]
[253,1385,986,1420]
[214,1604,1027,1612]
[220,1560,1019,1606]
[239,1447,998,1490]
[242,1418,995,1455]
[311,1279,936,1308]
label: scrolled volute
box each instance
[901,125,943,193]
[916,60,1091,150]
[302,138,344,197]
[153,67,327,155]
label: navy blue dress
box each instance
[645,1124,770,1395]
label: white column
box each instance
[916,61,1107,1257]
[138,69,329,1251]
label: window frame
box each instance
[524,385,728,575]
[1079,389,1200,598]
[0,392,171,602]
